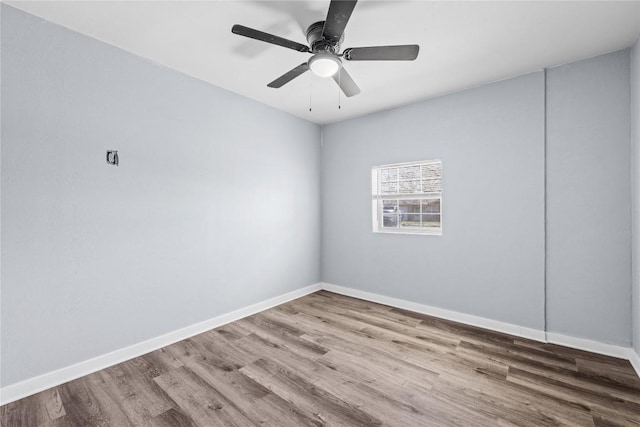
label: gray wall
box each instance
[322,51,634,346]
[1,5,321,387]
[632,38,640,356]
[546,51,631,346]
[322,72,546,331]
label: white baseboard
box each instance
[0,283,322,406]
[629,349,640,378]
[320,283,636,366]
[545,332,631,360]
[3,281,637,405]
[320,283,547,342]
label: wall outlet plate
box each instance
[106,150,119,166]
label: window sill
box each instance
[373,229,442,236]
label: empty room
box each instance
[2,0,640,425]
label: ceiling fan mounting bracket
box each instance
[306,21,342,54]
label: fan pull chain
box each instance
[309,75,312,112]
[338,69,342,110]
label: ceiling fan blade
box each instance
[267,63,310,88]
[232,24,310,53]
[322,1,358,43]
[332,67,360,97]
[343,45,420,61]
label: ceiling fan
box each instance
[231,0,419,97]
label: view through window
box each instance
[372,160,442,234]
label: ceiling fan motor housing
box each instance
[306,21,343,53]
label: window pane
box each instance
[399,180,421,194]
[380,182,398,195]
[399,199,420,214]
[383,214,399,228]
[422,178,442,193]
[421,199,441,213]
[399,200,420,228]
[382,200,398,211]
[399,165,420,180]
[401,214,421,228]
[382,200,398,228]
[380,167,398,182]
[421,163,441,179]
[421,214,441,228]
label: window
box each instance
[372,160,442,235]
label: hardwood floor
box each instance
[2,290,640,426]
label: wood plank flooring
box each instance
[2,290,640,426]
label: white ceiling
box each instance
[5,1,640,124]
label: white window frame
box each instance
[372,159,442,236]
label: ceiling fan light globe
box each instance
[309,54,341,77]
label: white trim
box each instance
[3,281,638,405]
[320,283,638,368]
[373,159,442,169]
[0,283,322,406]
[320,283,547,342]
[545,332,631,360]
[628,349,640,378]
[373,229,442,236]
